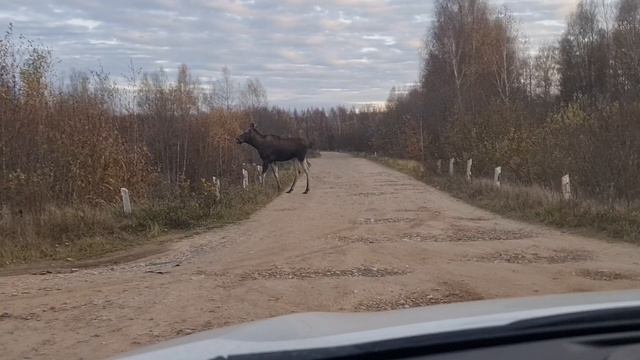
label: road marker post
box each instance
[562,174,571,200]
[256,165,264,185]
[212,176,221,201]
[449,158,455,176]
[466,159,472,181]
[120,188,132,215]
[494,167,502,187]
[242,168,249,190]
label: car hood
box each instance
[114,290,640,359]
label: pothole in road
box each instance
[330,234,396,244]
[357,217,416,225]
[272,207,296,212]
[402,226,534,243]
[354,286,483,312]
[396,206,438,213]
[352,192,391,197]
[574,268,638,281]
[451,216,493,221]
[448,226,534,242]
[373,181,400,186]
[472,248,594,264]
[239,265,410,281]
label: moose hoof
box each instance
[303,189,309,194]
[286,189,293,193]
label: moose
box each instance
[236,123,312,194]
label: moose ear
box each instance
[249,122,256,129]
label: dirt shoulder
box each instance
[2,152,640,360]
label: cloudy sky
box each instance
[0,0,578,108]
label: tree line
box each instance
[0,25,301,213]
[296,0,640,205]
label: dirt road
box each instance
[2,152,640,359]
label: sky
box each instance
[0,0,578,108]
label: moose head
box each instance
[236,123,258,144]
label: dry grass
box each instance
[0,205,131,265]
[0,173,291,266]
[372,156,640,245]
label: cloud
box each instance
[270,14,302,29]
[3,0,579,108]
[320,19,350,31]
[278,49,306,63]
[363,34,396,46]
[195,0,253,19]
[65,18,101,30]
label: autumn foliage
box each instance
[298,0,640,206]
[0,27,291,264]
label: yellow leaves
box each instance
[551,102,589,128]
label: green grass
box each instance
[0,173,292,267]
[371,156,640,244]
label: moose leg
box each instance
[287,160,299,193]
[271,163,281,191]
[302,158,310,194]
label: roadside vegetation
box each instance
[301,0,640,210]
[375,156,640,244]
[0,177,289,265]
[0,26,297,266]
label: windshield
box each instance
[1,1,640,359]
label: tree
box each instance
[485,9,523,104]
[239,78,267,110]
[559,0,610,101]
[612,0,640,100]
[534,45,559,99]
[217,66,235,111]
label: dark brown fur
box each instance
[236,123,311,193]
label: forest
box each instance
[297,0,640,206]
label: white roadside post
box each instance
[562,174,571,200]
[212,176,221,201]
[436,159,442,174]
[242,168,249,190]
[466,159,473,181]
[120,188,132,215]
[494,166,502,187]
[256,165,264,186]
[449,158,455,177]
